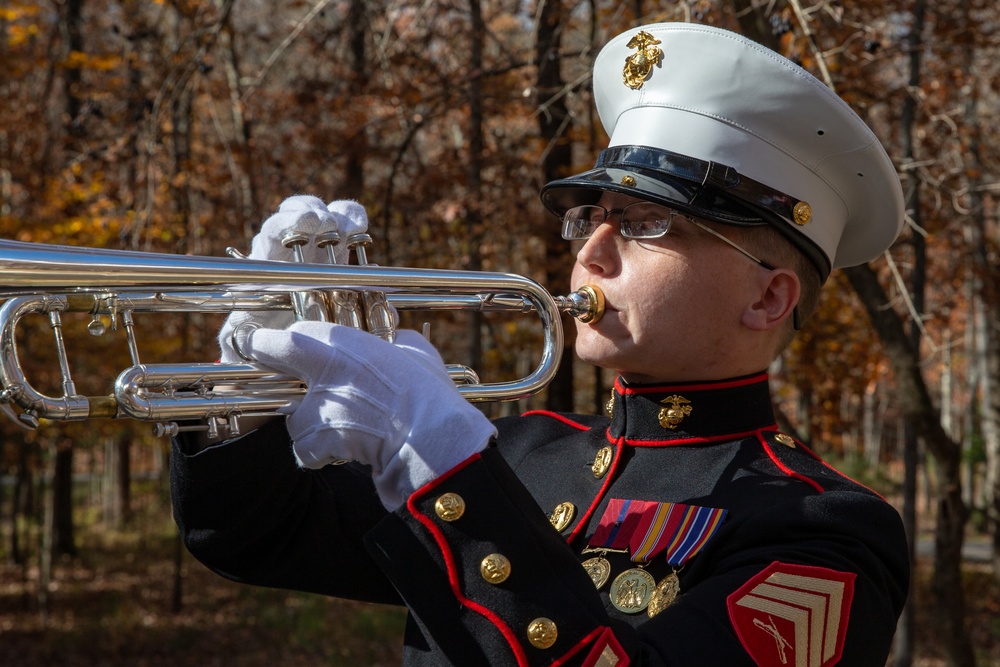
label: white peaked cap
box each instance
[540,22,904,279]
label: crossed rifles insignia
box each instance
[622,31,663,90]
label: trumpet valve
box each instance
[315,230,342,264]
[347,232,373,264]
[281,232,310,262]
[280,232,330,322]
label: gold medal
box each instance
[582,556,612,589]
[647,571,681,617]
[609,568,655,614]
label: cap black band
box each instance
[540,144,830,279]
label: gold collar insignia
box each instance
[658,395,692,430]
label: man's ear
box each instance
[741,268,800,332]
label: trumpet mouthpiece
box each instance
[560,285,605,324]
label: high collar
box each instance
[607,372,776,445]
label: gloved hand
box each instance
[219,195,369,362]
[243,321,497,510]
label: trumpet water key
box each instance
[0,237,603,438]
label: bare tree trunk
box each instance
[894,1,927,661]
[171,442,184,611]
[115,429,132,526]
[957,0,1000,585]
[341,0,367,202]
[10,441,31,567]
[172,527,185,613]
[118,20,147,247]
[174,82,196,254]
[218,17,258,242]
[727,0,782,51]
[844,263,974,667]
[980,296,1000,581]
[44,0,83,566]
[466,0,485,379]
[40,445,53,620]
[535,0,575,412]
[585,0,605,416]
[52,439,76,557]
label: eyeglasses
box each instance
[561,203,776,271]
[563,203,801,330]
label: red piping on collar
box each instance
[614,372,769,395]
[607,426,776,448]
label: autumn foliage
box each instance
[1,1,998,665]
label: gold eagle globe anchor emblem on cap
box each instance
[622,31,663,90]
[658,395,692,430]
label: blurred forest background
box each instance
[0,0,998,665]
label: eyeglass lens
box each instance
[561,204,674,240]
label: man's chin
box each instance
[573,339,629,374]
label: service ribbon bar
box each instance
[589,498,658,551]
[591,499,728,566]
[642,502,727,566]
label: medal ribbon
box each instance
[590,499,727,566]
[589,498,658,550]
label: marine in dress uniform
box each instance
[171,23,909,667]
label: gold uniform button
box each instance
[480,553,511,584]
[549,501,576,532]
[527,617,558,649]
[775,433,796,448]
[793,201,812,225]
[592,446,613,479]
[434,492,466,521]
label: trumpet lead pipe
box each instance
[53,287,605,323]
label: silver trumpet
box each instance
[0,236,604,438]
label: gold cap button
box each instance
[480,553,511,584]
[527,617,558,649]
[549,501,576,532]
[793,201,812,225]
[592,446,613,479]
[434,492,466,521]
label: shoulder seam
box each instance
[520,410,593,432]
[756,429,825,494]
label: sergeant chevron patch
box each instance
[726,562,855,667]
[582,627,629,667]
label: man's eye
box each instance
[625,218,670,237]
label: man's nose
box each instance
[575,220,621,274]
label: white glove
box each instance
[243,321,497,510]
[219,196,369,362]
